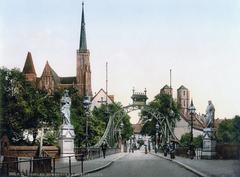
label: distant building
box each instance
[159,84,206,139]
[22,3,92,97]
[131,88,148,106]
[91,89,114,110]
[177,85,190,116]
[160,85,172,96]
[132,123,143,141]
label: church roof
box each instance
[180,112,205,131]
[60,77,76,84]
[79,2,87,52]
[41,61,60,84]
[22,52,36,74]
[177,85,188,90]
[162,85,170,89]
[92,88,115,103]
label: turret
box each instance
[160,85,172,96]
[22,52,37,82]
[177,85,190,116]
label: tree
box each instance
[69,88,111,147]
[180,133,203,148]
[193,135,203,148]
[180,133,191,146]
[0,67,133,147]
[217,115,240,144]
[140,94,180,142]
[92,102,133,142]
[0,68,61,145]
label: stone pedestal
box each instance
[202,128,216,159]
[58,124,76,161]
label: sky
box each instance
[1,0,240,123]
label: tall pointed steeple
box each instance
[76,2,92,97]
[79,2,87,51]
[23,52,36,75]
[22,52,37,82]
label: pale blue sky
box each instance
[1,0,240,122]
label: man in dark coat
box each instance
[101,140,108,158]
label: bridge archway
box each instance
[94,90,179,148]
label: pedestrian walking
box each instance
[101,140,108,158]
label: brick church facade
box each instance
[22,3,92,97]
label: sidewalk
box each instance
[55,153,125,176]
[151,152,240,177]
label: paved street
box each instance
[164,154,240,177]
[87,150,198,177]
[55,153,125,176]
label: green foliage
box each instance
[0,67,61,145]
[43,130,58,146]
[92,102,133,141]
[67,89,107,147]
[193,135,203,148]
[140,94,180,137]
[0,67,133,147]
[217,115,240,143]
[180,133,191,146]
[180,133,203,148]
[121,113,134,140]
[68,89,85,146]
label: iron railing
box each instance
[0,147,120,177]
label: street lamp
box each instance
[155,123,160,153]
[168,109,175,143]
[118,122,124,150]
[188,99,196,159]
[83,96,91,150]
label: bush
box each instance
[180,133,203,148]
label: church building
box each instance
[22,3,92,97]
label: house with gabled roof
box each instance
[91,89,115,110]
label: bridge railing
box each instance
[175,146,202,159]
[0,147,120,177]
[74,147,120,160]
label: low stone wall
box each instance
[5,146,59,158]
[216,144,240,159]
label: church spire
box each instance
[23,52,36,75]
[22,52,37,82]
[79,2,87,51]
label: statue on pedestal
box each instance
[59,90,75,160]
[61,90,71,125]
[204,100,215,128]
[202,100,216,159]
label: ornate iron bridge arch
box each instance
[94,89,179,148]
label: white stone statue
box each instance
[204,100,215,128]
[61,90,71,125]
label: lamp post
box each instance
[155,123,160,153]
[118,122,124,150]
[188,100,196,159]
[169,109,175,141]
[83,96,91,150]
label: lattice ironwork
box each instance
[93,102,180,148]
